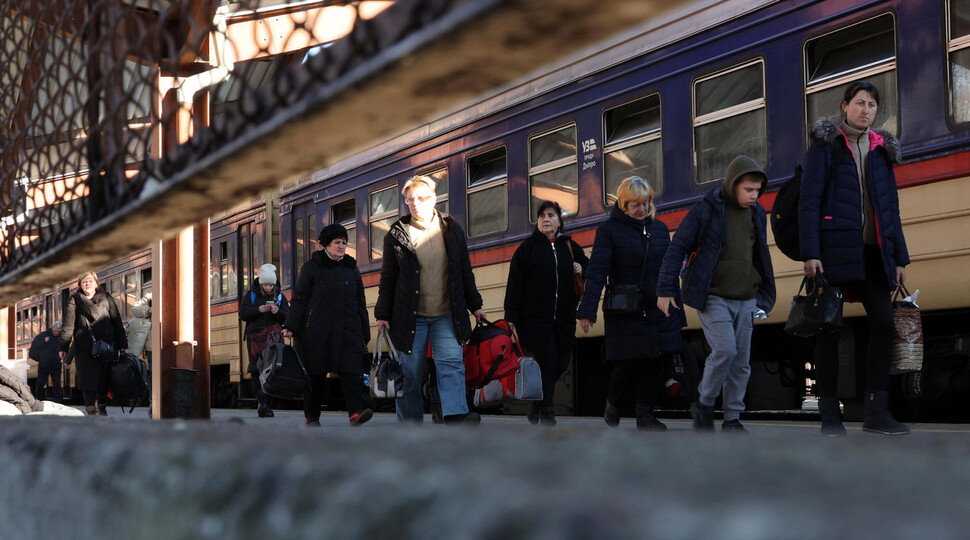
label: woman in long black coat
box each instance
[283,224,373,427]
[239,263,289,418]
[59,271,128,416]
[505,200,588,426]
[577,177,685,430]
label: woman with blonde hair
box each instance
[577,177,685,430]
[59,271,127,416]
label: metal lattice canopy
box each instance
[0,0,687,305]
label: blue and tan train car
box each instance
[277,0,970,421]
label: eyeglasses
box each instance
[405,194,435,205]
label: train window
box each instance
[109,279,122,316]
[124,272,137,317]
[141,268,152,299]
[332,199,357,259]
[804,14,898,137]
[603,94,662,204]
[692,61,767,185]
[219,241,229,297]
[949,0,970,123]
[529,125,578,219]
[240,233,251,293]
[294,218,305,273]
[31,306,38,338]
[16,311,21,342]
[308,213,317,258]
[369,185,399,259]
[414,167,449,215]
[466,147,508,237]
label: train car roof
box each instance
[281,0,777,196]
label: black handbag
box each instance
[83,315,116,364]
[603,230,651,315]
[784,275,843,338]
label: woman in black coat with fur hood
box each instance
[283,224,373,427]
[505,201,588,426]
[59,271,128,416]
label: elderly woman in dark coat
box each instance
[577,177,686,430]
[283,224,373,427]
[59,271,128,416]
[239,263,289,418]
[505,200,588,426]
[800,81,909,436]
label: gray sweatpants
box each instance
[696,295,757,422]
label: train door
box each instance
[290,201,317,283]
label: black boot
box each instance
[863,391,909,435]
[690,401,714,431]
[526,402,541,425]
[635,405,666,431]
[539,406,557,427]
[603,400,620,427]
[818,396,846,437]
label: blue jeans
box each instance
[395,315,468,422]
[696,296,757,422]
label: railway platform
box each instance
[2,409,969,539]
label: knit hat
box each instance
[319,223,349,247]
[257,263,277,285]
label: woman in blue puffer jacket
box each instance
[799,81,909,437]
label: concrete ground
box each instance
[2,408,969,539]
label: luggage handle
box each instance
[474,316,524,357]
[373,326,399,367]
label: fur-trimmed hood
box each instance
[811,117,901,164]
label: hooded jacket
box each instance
[798,117,909,286]
[657,157,776,313]
[577,204,686,361]
[375,213,483,354]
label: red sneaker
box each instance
[349,408,373,426]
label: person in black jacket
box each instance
[505,201,588,426]
[283,224,373,427]
[29,321,64,403]
[799,81,909,436]
[577,177,686,430]
[375,175,486,425]
[59,272,128,416]
[239,263,289,418]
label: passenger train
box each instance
[15,0,970,420]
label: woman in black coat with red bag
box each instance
[59,271,127,416]
[505,201,588,426]
[283,224,373,427]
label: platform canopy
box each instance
[0,0,692,305]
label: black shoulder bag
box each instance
[784,275,843,338]
[603,230,651,315]
[81,308,117,364]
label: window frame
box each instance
[528,123,579,222]
[368,184,400,261]
[802,12,898,139]
[691,59,768,186]
[331,196,358,258]
[415,165,450,215]
[600,92,664,206]
[947,0,970,126]
[465,145,510,237]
